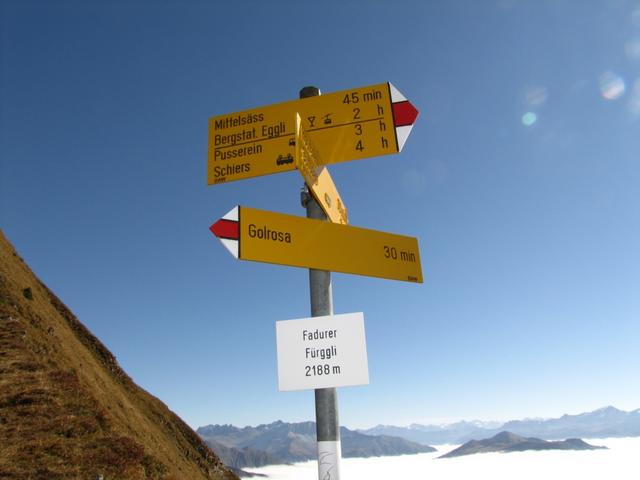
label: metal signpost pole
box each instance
[300,85,342,480]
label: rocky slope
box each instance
[0,231,238,479]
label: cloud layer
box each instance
[246,437,638,480]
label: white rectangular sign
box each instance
[275,312,369,391]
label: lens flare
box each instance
[525,86,548,107]
[521,112,537,126]
[633,8,640,28]
[599,71,626,100]
[625,39,640,60]
[628,79,640,116]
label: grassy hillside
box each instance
[0,231,238,480]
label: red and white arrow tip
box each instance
[389,83,419,151]
[210,206,239,258]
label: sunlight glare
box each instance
[521,112,537,126]
[599,71,626,100]
[525,86,548,107]
[625,39,640,60]
[628,78,640,116]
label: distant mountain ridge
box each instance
[439,431,607,458]
[197,420,436,469]
[363,420,501,446]
[361,406,640,445]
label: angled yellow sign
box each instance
[295,114,348,225]
[208,82,419,185]
[209,206,423,283]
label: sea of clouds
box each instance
[244,437,639,479]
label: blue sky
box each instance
[2,0,639,430]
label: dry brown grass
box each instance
[0,231,238,480]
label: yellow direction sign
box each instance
[295,114,348,225]
[208,82,419,185]
[209,206,423,283]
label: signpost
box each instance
[276,312,369,392]
[209,205,423,283]
[207,82,422,480]
[208,82,419,185]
